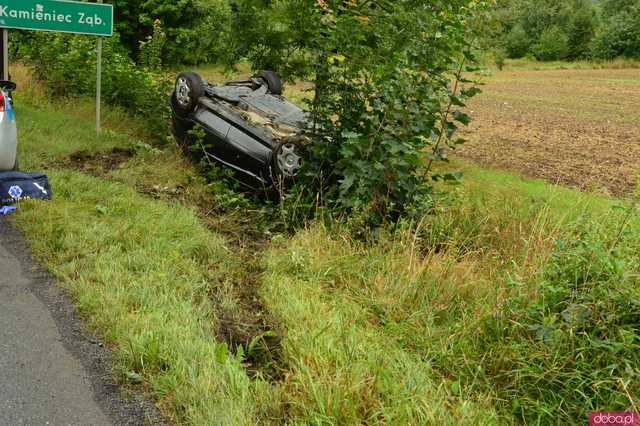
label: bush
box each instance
[18,32,172,138]
[532,26,570,61]
[592,5,640,59]
[493,0,600,60]
[505,25,531,58]
[567,4,597,59]
[233,0,484,226]
[442,213,640,424]
[228,0,320,81]
[113,0,232,65]
[139,20,167,70]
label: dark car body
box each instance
[170,71,308,189]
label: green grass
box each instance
[260,166,639,424]
[457,161,629,220]
[10,64,640,425]
[262,226,505,424]
[12,66,279,423]
[491,57,640,72]
[13,71,278,425]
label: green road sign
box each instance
[0,0,113,36]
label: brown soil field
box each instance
[459,68,640,196]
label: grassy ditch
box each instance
[10,64,640,424]
[17,171,270,424]
[260,178,639,424]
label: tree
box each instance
[600,0,637,17]
[227,0,319,80]
[505,24,531,58]
[567,1,597,59]
[593,0,640,59]
[230,0,485,224]
[533,26,570,60]
[112,0,231,65]
[489,0,599,60]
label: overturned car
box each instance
[170,70,309,189]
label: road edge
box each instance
[0,216,169,426]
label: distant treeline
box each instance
[491,0,640,61]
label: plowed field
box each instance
[460,69,640,196]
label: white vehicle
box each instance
[0,81,17,171]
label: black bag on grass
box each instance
[0,171,52,204]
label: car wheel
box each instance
[273,138,305,179]
[255,70,283,95]
[172,72,205,118]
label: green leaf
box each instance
[450,95,465,107]
[235,345,245,361]
[443,172,463,182]
[215,343,229,364]
[342,130,361,139]
[340,175,356,191]
[461,87,482,98]
[453,111,471,126]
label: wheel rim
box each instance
[175,77,191,107]
[276,143,302,177]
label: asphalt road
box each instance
[0,218,165,426]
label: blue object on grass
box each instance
[0,205,17,215]
[0,171,52,204]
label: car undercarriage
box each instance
[170,70,309,190]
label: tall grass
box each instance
[262,224,503,424]
[256,170,640,423]
[441,209,640,424]
[495,57,640,72]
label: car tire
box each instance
[172,72,205,118]
[272,137,306,180]
[255,70,283,95]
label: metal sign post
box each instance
[1,29,8,81]
[96,0,103,135]
[96,35,102,134]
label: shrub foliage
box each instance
[17,32,171,137]
[232,0,485,225]
[492,0,640,61]
[113,0,231,65]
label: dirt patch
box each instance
[458,68,640,196]
[194,201,285,381]
[136,182,286,381]
[63,147,136,176]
